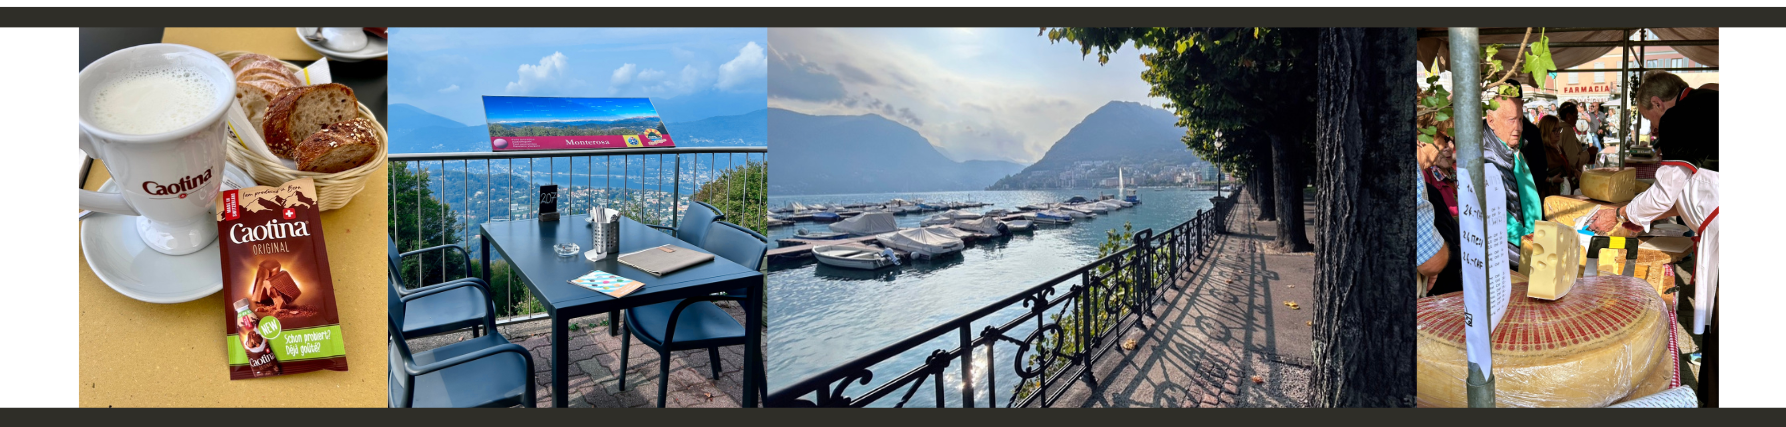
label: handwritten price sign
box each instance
[1458,163,1511,374]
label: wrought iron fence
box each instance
[388,146,767,322]
[768,194,1236,408]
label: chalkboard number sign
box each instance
[540,185,560,221]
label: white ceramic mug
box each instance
[78,44,235,256]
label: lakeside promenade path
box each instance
[1054,189,1317,407]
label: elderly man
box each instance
[1482,88,1543,270]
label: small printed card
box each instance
[568,270,643,298]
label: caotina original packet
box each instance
[215,177,347,380]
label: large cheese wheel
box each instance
[1543,195,1639,238]
[1416,273,1675,407]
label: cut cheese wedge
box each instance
[1581,167,1638,203]
[1524,221,1582,300]
[1417,274,1674,407]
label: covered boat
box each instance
[1006,220,1036,232]
[923,225,976,240]
[920,214,955,226]
[876,228,965,258]
[810,211,843,223]
[953,217,1006,235]
[1033,211,1074,224]
[941,210,982,220]
[812,245,898,270]
[829,212,899,236]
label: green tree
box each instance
[691,160,768,236]
[388,162,469,289]
[1045,27,1316,252]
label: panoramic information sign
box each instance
[482,96,675,151]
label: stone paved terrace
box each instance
[1053,191,1317,408]
[407,301,762,408]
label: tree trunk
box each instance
[1252,157,1278,221]
[1271,133,1315,252]
[1309,27,1417,408]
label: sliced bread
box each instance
[227,53,280,74]
[239,69,301,87]
[295,118,381,173]
[262,83,358,159]
[234,82,276,134]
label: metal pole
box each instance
[1449,27,1496,408]
[1620,29,1631,166]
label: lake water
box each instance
[767,188,1218,407]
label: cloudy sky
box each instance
[390,28,767,126]
[769,28,1164,165]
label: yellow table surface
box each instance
[79,161,388,407]
[163,27,386,62]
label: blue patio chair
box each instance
[619,221,764,407]
[645,201,725,247]
[390,238,489,338]
[389,273,536,408]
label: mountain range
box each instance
[990,101,1199,190]
[388,104,768,154]
[767,109,1026,196]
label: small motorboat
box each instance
[812,245,899,270]
[917,203,942,211]
[794,228,850,240]
[1017,204,1046,211]
[920,214,954,226]
[1006,220,1036,232]
[1033,211,1073,224]
[984,209,1010,218]
[1065,195,1088,204]
[876,228,965,259]
[811,212,843,223]
[768,216,793,227]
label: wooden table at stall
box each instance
[77,162,388,407]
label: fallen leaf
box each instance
[1251,376,1264,384]
[1306,321,1313,326]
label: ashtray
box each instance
[553,243,581,257]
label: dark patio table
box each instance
[481,215,764,408]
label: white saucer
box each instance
[296,27,387,63]
[80,165,253,304]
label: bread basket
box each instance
[215,51,387,211]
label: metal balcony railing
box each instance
[769,192,1238,408]
[388,146,767,323]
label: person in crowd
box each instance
[1417,99,1461,296]
[1588,101,1608,151]
[1516,97,1552,199]
[1552,102,1596,189]
[1484,88,1543,270]
[1537,116,1568,194]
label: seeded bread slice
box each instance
[295,118,381,173]
[262,83,357,159]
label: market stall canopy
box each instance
[1417,28,1718,87]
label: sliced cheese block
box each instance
[1581,167,1638,203]
[1417,273,1674,407]
[1543,195,1639,238]
[1524,221,1582,300]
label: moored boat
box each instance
[812,245,899,270]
